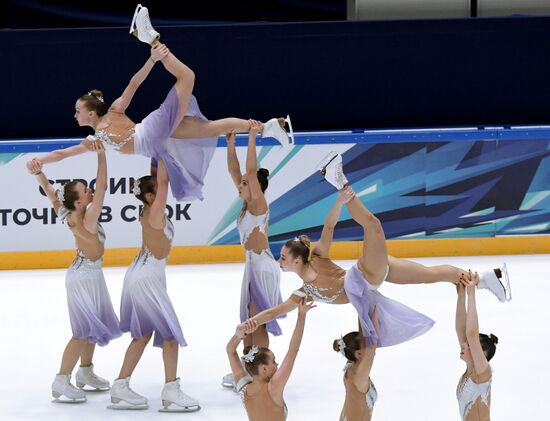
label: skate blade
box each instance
[129,4,143,34]
[284,115,295,146]
[107,402,149,410]
[501,263,512,301]
[159,404,200,413]
[77,385,110,392]
[317,151,339,173]
[221,382,234,388]
[52,395,86,404]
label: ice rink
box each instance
[0,254,548,420]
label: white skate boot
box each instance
[129,4,160,45]
[262,115,294,148]
[107,377,148,410]
[318,151,349,190]
[75,364,110,391]
[51,374,87,403]
[159,378,200,412]
[478,263,511,302]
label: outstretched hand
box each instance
[248,119,263,135]
[465,270,479,294]
[151,42,169,63]
[26,158,43,175]
[297,297,316,317]
[226,130,236,145]
[236,319,259,339]
[337,185,355,204]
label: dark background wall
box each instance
[2,0,345,27]
[2,7,550,140]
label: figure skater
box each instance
[456,270,497,421]
[226,298,315,420]
[27,4,293,202]
[108,159,199,412]
[33,142,121,402]
[242,153,510,347]
[221,120,284,389]
[334,309,380,421]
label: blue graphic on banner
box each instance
[212,137,550,257]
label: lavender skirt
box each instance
[240,250,285,336]
[119,251,186,348]
[65,255,122,346]
[344,264,434,348]
[134,86,217,202]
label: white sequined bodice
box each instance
[293,282,345,304]
[238,210,269,248]
[456,370,492,420]
[93,128,134,151]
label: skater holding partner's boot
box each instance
[221,120,285,389]
[109,159,199,413]
[27,4,294,202]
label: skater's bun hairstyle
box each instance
[79,89,106,117]
[257,168,269,192]
[479,333,498,361]
[284,235,311,264]
[241,346,271,376]
[333,331,361,362]
[131,175,156,205]
[59,180,82,211]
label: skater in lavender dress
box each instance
[27,5,293,202]
[243,152,511,347]
[221,120,284,389]
[33,142,121,403]
[108,160,199,413]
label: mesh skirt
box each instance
[344,264,434,347]
[240,250,285,336]
[119,251,186,348]
[134,85,217,202]
[65,256,122,346]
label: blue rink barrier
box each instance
[2,126,550,252]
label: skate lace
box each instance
[335,164,347,184]
[143,14,156,35]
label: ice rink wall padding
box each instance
[1,127,549,269]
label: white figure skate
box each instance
[51,374,87,403]
[107,377,148,410]
[478,263,511,302]
[221,372,235,388]
[159,378,200,412]
[262,115,294,148]
[75,364,110,391]
[130,4,160,45]
[318,151,349,190]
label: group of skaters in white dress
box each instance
[25,4,512,420]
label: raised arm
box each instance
[353,308,379,393]
[27,144,89,174]
[245,120,267,208]
[83,143,107,230]
[109,44,169,114]
[34,171,62,215]
[455,282,467,346]
[269,299,316,401]
[148,159,169,229]
[226,130,242,188]
[247,296,299,327]
[313,186,354,258]
[226,321,258,384]
[465,272,489,375]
